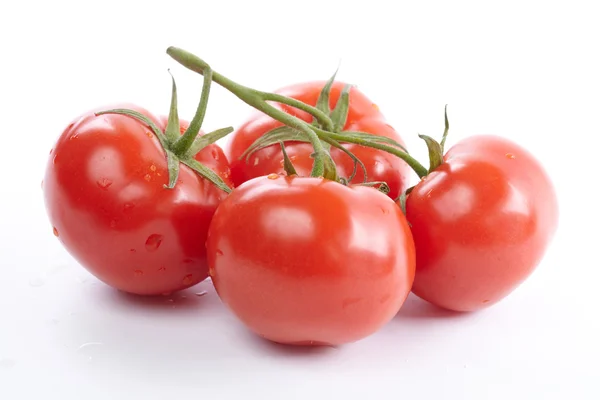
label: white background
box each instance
[1,0,598,399]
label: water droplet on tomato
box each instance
[253,157,260,166]
[49,148,53,155]
[144,174,152,182]
[195,291,207,297]
[129,248,136,253]
[183,259,194,264]
[150,164,157,172]
[216,249,224,256]
[134,270,144,277]
[209,266,216,276]
[29,277,45,287]
[109,220,117,228]
[267,173,279,180]
[381,207,389,215]
[161,291,171,296]
[211,148,220,161]
[96,178,112,189]
[279,155,297,166]
[52,155,57,165]
[482,299,490,304]
[505,153,516,159]
[145,234,163,251]
[182,274,194,286]
[146,131,153,138]
[166,298,174,303]
[123,203,135,212]
[52,227,59,237]
[158,266,166,272]
[69,134,78,140]
[222,169,231,179]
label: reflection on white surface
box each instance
[262,207,315,240]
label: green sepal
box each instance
[320,137,367,183]
[279,142,298,176]
[164,150,180,189]
[180,158,232,194]
[440,104,449,153]
[171,68,213,155]
[396,185,415,217]
[164,71,181,143]
[314,68,339,117]
[186,127,234,157]
[240,126,308,162]
[330,84,352,131]
[418,134,444,172]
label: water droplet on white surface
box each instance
[29,277,45,287]
[195,291,207,297]
[77,342,104,363]
[145,234,163,251]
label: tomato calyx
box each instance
[395,106,452,213]
[96,70,233,193]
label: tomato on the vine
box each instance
[405,135,558,312]
[206,175,416,345]
[225,81,412,199]
[43,103,232,295]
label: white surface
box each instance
[1,1,599,399]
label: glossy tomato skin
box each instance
[43,105,232,295]
[406,135,558,312]
[207,175,416,345]
[226,81,411,199]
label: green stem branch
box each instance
[167,46,336,179]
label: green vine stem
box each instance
[166,47,339,181]
[166,46,431,181]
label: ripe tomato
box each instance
[225,81,412,199]
[206,175,416,345]
[43,104,232,295]
[405,135,558,311]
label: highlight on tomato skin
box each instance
[43,105,232,296]
[225,80,412,200]
[206,174,416,346]
[405,134,559,312]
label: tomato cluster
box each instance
[42,47,558,346]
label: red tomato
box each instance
[226,81,412,199]
[43,104,232,295]
[207,175,416,345]
[405,135,558,311]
